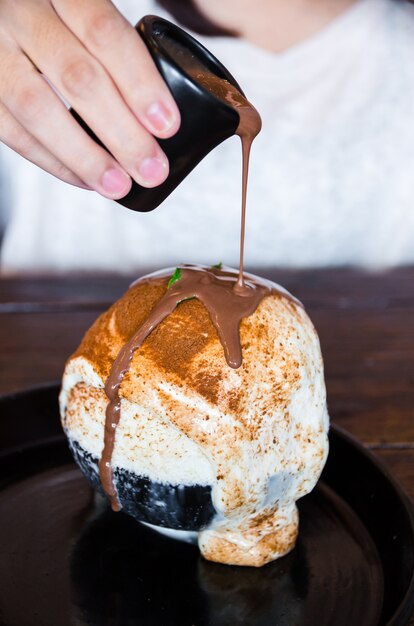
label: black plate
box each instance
[0,384,413,626]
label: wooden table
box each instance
[0,267,413,623]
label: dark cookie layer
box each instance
[69,439,216,530]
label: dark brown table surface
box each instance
[1,267,414,570]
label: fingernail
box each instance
[138,156,168,185]
[101,167,131,195]
[146,101,176,133]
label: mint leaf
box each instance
[167,268,182,288]
[212,262,223,270]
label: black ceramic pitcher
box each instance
[70,14,244,213]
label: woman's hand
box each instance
[0,0,181,198]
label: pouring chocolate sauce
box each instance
[94,17,280,510]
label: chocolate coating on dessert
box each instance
[100,265,300,510]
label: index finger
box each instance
[52,0,181,138]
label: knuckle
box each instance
[16,133,37,158]
[129,84,155,110]
[61,57,97,97]
[0,103,10,129]
[4,123,36,157]
[123,131,155,160]
[13,86,43,121]
[53,159,73,180]
[87,11,127,48]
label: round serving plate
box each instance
[0,384,413,626]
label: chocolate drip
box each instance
[100,266,299,510]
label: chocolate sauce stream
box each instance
[186,70,262,291]
[236,109,261,292]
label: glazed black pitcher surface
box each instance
[71,14,244,212]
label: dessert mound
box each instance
[60,266,329,567]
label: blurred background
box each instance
[1,0,414,274]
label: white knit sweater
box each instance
[2,0,414,272]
